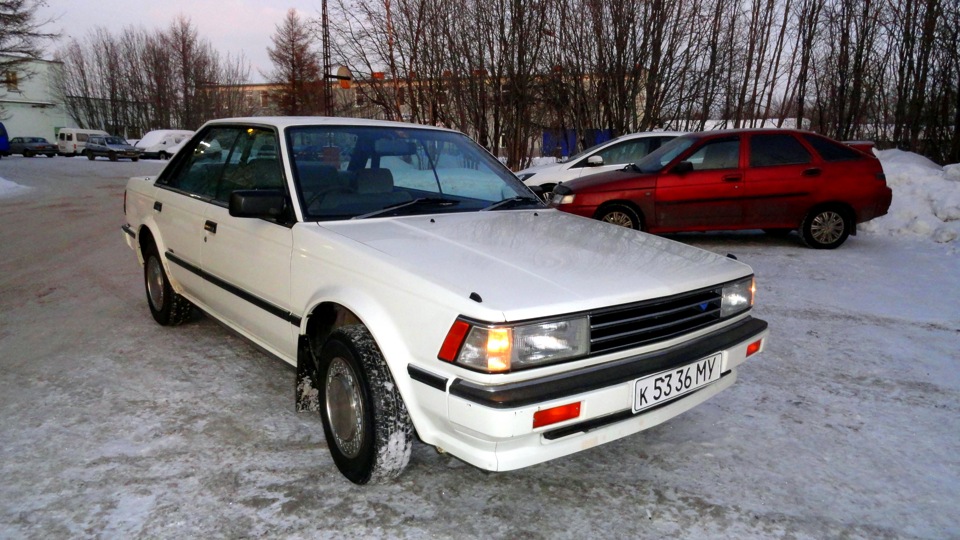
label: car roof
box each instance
[684,128,812,139]
[203,116,462,134]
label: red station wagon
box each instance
[549,129,893,248]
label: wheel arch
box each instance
[593,199,647,230]
[295,295,417,415]
[806,201,858,236]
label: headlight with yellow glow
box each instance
[721,277,755,317]
[438,317,590,373]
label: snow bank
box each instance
[864,150,960,244]
[0,176,31,199]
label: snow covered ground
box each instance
[0,155,957,539]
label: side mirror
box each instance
[229,190,285,218]
[672,161,694,174]
[586,155,604,166]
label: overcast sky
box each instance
[36,0,322,82]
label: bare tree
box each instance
[0,0,58,118]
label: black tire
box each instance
[109,151,118,162]
[316,325,413,484]
[86,151,95,161]
[24,150,34,158]
[597,204,642,230]
[143,243,193,325]
[46,153,56,158]
[800,206,851,249]
[159,152,170,160]
[132,157,139,162]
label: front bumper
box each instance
[410,316,768,471]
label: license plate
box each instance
[632,353,722,413]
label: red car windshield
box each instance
[633,136,697,173]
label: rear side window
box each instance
[749,134,812,167]
[802,134,861,161]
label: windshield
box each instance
[632,136,697,173]
[563,136,623,163]
[105,136,126,145]
[288,126,541,220]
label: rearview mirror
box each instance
[229,190,285,218]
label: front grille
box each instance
[589,287,723,354]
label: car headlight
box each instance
[438,317,590,373]
[720,277,755,317]
[551,192,575,205]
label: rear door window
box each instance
[749,134,812,167]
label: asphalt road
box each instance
[1,156,957,539]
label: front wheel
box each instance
[159,152,170,160]
[597,204,642,230]
[316,325,413,484]
[144,244,194,325]
[800,207,851,249]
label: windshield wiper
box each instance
[354,197,460,219]
[481,196,544,211]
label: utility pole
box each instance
[321,0,333,116]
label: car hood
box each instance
[516,160,565,177]
[316,210,750,321]
[561,168,657,192]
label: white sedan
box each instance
[517,131,683,193]
[122,117,766,484]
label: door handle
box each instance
[802,168,822,177]
[722,174,742,182]
[204,220,218,234]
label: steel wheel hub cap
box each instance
[811,211,844,244]
[146,257,165,310]
[326,357,364,458]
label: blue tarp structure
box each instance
[542,129,613,157]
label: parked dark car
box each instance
[6,137,58,157]
[85,136,141,162]
[550,129,893,249]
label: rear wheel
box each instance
[315,325,413,484]
[597,204,642,230]
[800,206,851,249]
[143,243,193,325]
[86,151,95,161]
[23,150,34,158]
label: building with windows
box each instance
[0,56,74,141]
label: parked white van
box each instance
[135,129,194,159]
[57,128,110,156]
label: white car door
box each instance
[151,128,242,298]
[199,127,298,361]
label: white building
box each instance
[1,56,74,141]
